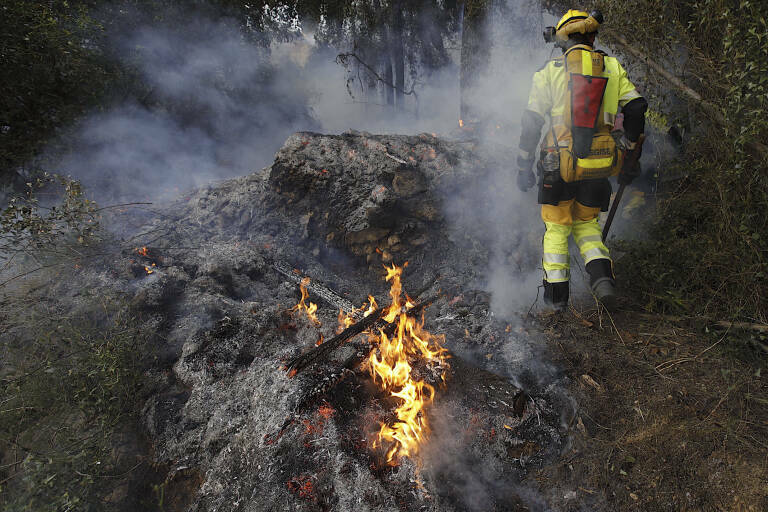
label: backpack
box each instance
[552,45,623,182]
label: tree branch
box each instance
[336,52,419,97]
[603,31,768,160]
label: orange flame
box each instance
[136,246,149,256]
[458,119,464,128]
[292,277,321,326]
[337,296,377,334]
[144,263,156,274]
[368,263,448,463]
[337,308,357,334]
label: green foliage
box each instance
[0,176,146,508]
[1,173,101,260]
[0,1,120,177]
[0,292,147,510]
[0,173,103,293]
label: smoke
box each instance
[54,0,562,369]
[46,2,558,203]
[41,0,567,332]
[49,16,315,205]
[47,10,455,205]
[434,4,559,318]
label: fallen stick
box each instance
[712,321,768,335]
[634,312,768,334]
[273,261,358,316]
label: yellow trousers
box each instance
[541,199,611,283]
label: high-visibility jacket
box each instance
[521,44,644,182]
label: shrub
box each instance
[545,0,768,320]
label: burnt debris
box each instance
[83,131,564,511]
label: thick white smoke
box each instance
[48,3,555,204]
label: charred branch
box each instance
[285,278,441,376]
[273,261,359,317]
[286,307,384,376]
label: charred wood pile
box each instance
[94,131,565,510]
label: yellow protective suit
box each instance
[524,44,642,284]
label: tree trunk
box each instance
[384,56,394,107]
[392,2,406,110]
[460,0,491,126]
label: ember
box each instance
[286,475,314,500]
[317,403,336,419]
[292,277,321,326]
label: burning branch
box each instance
[286,302,386,376]
[284,276,439,376]
[367,264,449,463]
[273,261,357,315]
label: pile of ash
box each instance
[63,131,566,510]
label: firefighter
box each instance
[516,9,648,311]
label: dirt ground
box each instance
[534,298,768,511]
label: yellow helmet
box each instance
[556,9,590,31]
[543,9,603,45]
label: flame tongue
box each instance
[368,264,448,463]
[290,264,447,464]
[292,277,321,326]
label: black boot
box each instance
[586,259,617,311]
[543,280,569,312]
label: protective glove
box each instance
[516,155,536,192]
[517,170,536,191]
[618,165,640,186]
[617,135,642,186]
[616,134,639,155]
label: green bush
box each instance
[0,175,147,509]
[0,1,120,178]
[0,289,147,510]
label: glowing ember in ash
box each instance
[367,263,449,464]
[136,246,149,256]
[144,263,156,274]
[292,277,321,326]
